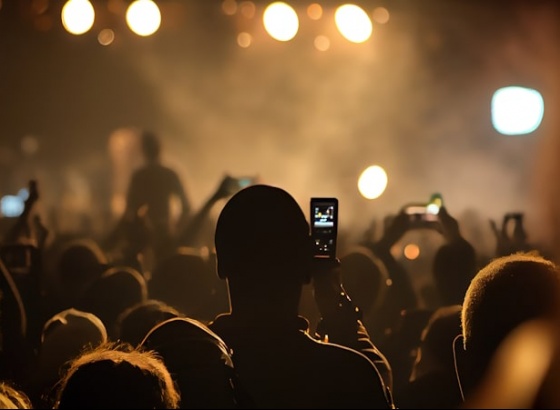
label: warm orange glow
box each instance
[307,3,323,20]
[404,244,420,260]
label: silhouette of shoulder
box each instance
[210,314,391,409]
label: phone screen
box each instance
[310,198,338,259]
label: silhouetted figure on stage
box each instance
[109,131,191,270]
[209,184,393,409]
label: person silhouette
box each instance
[454,251,560,405]
[140,316,252,409]
[52,341,180,409]
[119,130,192,265]
[208,184,393,409]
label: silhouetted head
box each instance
[57,238,108,297]
[410,304,462,381]
[141,130,161,162]
[116,299,182,347]
[456,252,560,397]
[340,246,389,316]
[215,184,312,283]
[35,308,108,407]
[150,247,215,319]
[53,341,180,409]
[77,266,148,338]
[433,239,477,306]
[140,317,245,409]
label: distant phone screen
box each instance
[404,204,440,228]
[310,198,338,258]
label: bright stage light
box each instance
[126,0,161,37]
[263,2,299,42]
[358,165,388,199]
[335,4,372,43]
[491,86,544,135]
[61,0,95,35]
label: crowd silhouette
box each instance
[1,130,560,409]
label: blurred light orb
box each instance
[314,35,330,51]
[98,28,115,46]
[61,0,95,35]
[404,244,420,260]
[21,135,39,155]
[307,3,323,20]
[358,165,388,199]
[426,203,440,215]
[240,1,256,18]
[491,86,544,135]
[222,0,237,15]
[126,0,161,37]
[335,4,372,43]
[237,32,252,48]
[263,2,299,42]
[372,6,390,24]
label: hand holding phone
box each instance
[402,193,443,229]
[310,197,338,259]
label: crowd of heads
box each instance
[1,131,560,409]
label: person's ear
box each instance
[453,333,467,402]
[216,260,227,280]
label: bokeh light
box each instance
[358,165,388,199]
[372,7,390,24]
[491,86,544,135]
[404,243,420,260]
[335,4,372,43]
[263,2,299,42]
[222,0,237,15]
[237,32,252,48]
[61,0,95,35]
[240,1,256,18]
[307,3,323,20]
[314,35,330,51]
[98,28,115,46]
[126,0,161,37]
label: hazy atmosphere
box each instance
[2,0,560,256]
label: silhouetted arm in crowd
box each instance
[312,257,394,396]
[1,179,48,352]
[3,179,48,248]
[490,212,533,257]
[363,211,419,313]
[177,175,246,247]
[102,205,152,275]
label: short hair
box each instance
[53,341,180,409]
[140,317,244,409]
[116,299,182,347]
[433,239,477,306]
[462,252,560,367]
[340,246,389,314]
[214,184,311,280]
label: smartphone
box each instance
[310,197,338,259]
[403,203,440,229]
